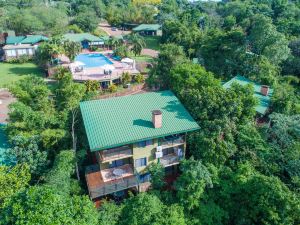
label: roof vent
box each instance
[152,110,162,128]
[261,85,269,96]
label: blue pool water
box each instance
[75,53,113,68]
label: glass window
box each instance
[146,139,153,146]
[6,50,16,56]
[135,157,147,167]
[17,49,27,55]
[28,48,33,55]
[110,159,124,168]
[137,141,146,147]
[139,173,151,183]
[138,139,153,147]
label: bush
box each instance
[6,55,31,64]
[90,46,98,52]
[91,28,107,37]
[85,80,99,92]
[67,24,83,33]
[108,83,118,93]
[135,73,145,83]
[121,72,132,85]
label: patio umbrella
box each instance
[102,64,115,71]
[121,58,134,64]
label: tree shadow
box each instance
[133,119,153,128]
[8,67,43,77]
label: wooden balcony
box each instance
[85,164,138,199]
[99,146,133,162]
[160,137,184,149]
[160,154,181,167]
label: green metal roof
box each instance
[6,36,25,44]
[6,35,48,45]
[133,24,161,32]
[80,91,200,151]
[20,35,48,44]
[63,33,103,42]
[223,75,273,115]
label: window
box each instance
[137,141,146,147]
[17,49,27,55]
[135,157,147,167]
[146,139,153,146]
[163,148,174,156]
[28,48,33,55]
[6,50,16,57]
[110,159,124,168]
[139,173,151,183]
[137,139,153,147]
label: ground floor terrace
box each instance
[69,51,140,86]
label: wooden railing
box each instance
[160,154,181,167]
[88,176,139,199]
[100,146,133,162]
[160,137,184,149]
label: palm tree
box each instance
[128,33,146,56]
[110,37,121,50]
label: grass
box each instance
[131,54,154,63]
[0,62,43,88]
[144,36,161,50]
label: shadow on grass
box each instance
[8,66,43,77]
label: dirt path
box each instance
[99,22,131,37]
[0,89,16,124]
[99,22,159,58]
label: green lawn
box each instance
[131,54,154,63]
[144,36,161,50]
[0,62,43,88]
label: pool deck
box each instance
[71,51,140,82]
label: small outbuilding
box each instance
[2,35,48,60]
[63,33,104,49]
[133,24,162,36]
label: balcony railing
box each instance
[85,164,139,199]
[99,145,133,162]
[160,137,184,149]
[160,154,181,167]
[88,175,139,199]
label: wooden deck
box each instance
[85,164,138,199]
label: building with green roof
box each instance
[3,35,48,61]
[223,75,273,115]
[133,24,162,36]
[81,91,200,199]
[63,33,104,49]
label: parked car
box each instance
[111,27,118,31]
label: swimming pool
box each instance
[75,53,113,68]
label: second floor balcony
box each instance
[160,153,181,167]
[160,135,185,149]
[99,145,133,163]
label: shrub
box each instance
[6,55,31,64]
[89,46,98,52]
[91,28,107,37]
[135,73,145,83]
[68,24,83,33]
[85,80,99,92]
[108,83,117,93]
[122,72,132,85]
